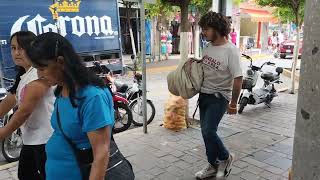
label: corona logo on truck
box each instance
[11,14,118,38]
[0,0,123,81]
[11,0,118,39]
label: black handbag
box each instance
[56,102,135,180]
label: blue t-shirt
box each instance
[45,85,114,180]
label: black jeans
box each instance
[18,144,46,180]
[199,93,229,165]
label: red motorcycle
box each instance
[112,93,132,133]
[92,63,133,133]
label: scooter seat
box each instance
[261,72,279,81]
[114,81,128,93]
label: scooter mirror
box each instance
[267,62,275,66]
[242,54,250,59]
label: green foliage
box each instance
[272,3,304,27]
[145,0,179,19]
[256,0,292,8]
[190,0,212,16]
[233,0,246,6]
[256,0,305,26]
[146,0,213,19]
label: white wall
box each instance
[211,0,219,12]
[226,0,233,16]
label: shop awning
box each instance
[241,8,278,23]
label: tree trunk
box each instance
[179,1,190,63]
[126,4,137,59]
[179,0,190,126]
[289,13,300,94]
[292,0,320,179]
[152,17,160,61]
[194,11,200,59]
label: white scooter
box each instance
[238,54,283,114]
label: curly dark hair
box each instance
[199,11,231,37]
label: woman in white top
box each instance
[0,31,55,180]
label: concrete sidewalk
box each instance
[115,92,297,180]
[0,92,297,180]
[0,52,298,180]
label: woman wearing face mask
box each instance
[0,31,55,180]
[27,32,116,180]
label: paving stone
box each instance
[269,143,293,155]
[259,170,284,180]
[173,160,193,169]
[263,155,292,170]
[164,165,184,177]
[250,151,274,162]
[227,174,243,180]
[234,160,250,169]
[244,165,264,175]
[240,171,260,180]
[135,171,155,180]
[159,154,180,164]
[230,166,244,175]
[155,159,172,169]
[263,165,285,175]
[241,157,268,169]
[157,172,180,180]
[148,167,166,176]
[152,150,169,158]
[170,150,185,158]
[0,170,11,180]
[180,154,201,164]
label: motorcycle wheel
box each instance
[113,102,133,134]
[1,128,22,162]
[238,98,249,114]
[129,99,155,126]
[1,114,22,162]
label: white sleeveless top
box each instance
[16,67,55,145]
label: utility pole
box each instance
[139,0,148,133]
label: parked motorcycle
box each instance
[92,56,156,127]
[91,63,133,133]
[238,54,283,114]
[116,55,155,126]
[112,93,133,133]
[0,78,22,162]
[114,72,156,126]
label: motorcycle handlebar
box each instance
[260,61,276,69]
[242,54,251,60]
[242,54,253,67]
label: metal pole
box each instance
[139,0,147,133]
[136,9,141,54]
[0,44,5,88]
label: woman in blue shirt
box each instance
[27,32,114,180]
